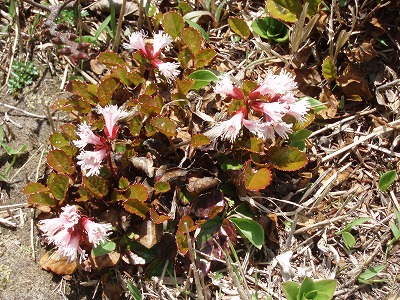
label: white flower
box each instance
[272,122,293,139]
[252,101,288,123]
[286,98,311,123]
[205,110,245,143]
[76,148,108,177]
[96,104,128,140]
[243,119,275,140]
[123,31,147,53]
[152,31,173,55]
[214,74,244,99]
[73,122,104,149]
[153,60,180,81]
[81,217,112,247]
[251,70,297,98]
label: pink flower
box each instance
[39,205,112,262]
[272,121,293,139]
[250,70,297,99]
[123,31,148,56]
[214,75,244,99]
[152,31,173,56]
[81,217,113,247]
[205,109,246,142]
[285,98,311,123]
[252,101,288,122]
[73,122,104,149]
[76,148,108,177]
[242,119,275,141]
[152,60,180,81]
[96,104,128,140]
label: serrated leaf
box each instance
[176,78,194,95]
[97,51,126,68]
[270,146,308,171]
[83,175,109,199]
[92,240,116,257]
[379,170,397,192]
[149,208,170,224]
[266,0,302,22]
[190,134,211,147]
[129,114,143,136]
[47,150,76,175]
[97,76,119,106]
[228,17,251,39]
[49,132,70,149]
[322,56,337,82]
[127,184,148,202]
[123,199,149,219]
[185,19,209,41]
[181,27,202,54]
[154,181,170,194]
[251,17,289,42]
[162,11,185,39]
[66,80,97,104]
[151,117,176,136]
[23,182,48,194]
[243,161,272,191]
[188,69,219,90]
[118,177,130,190]
[60,124,77,140]
[230,217,264,249]
[194,49,216,68]
[50,98,92,113]
[48,174,70,201]
[27,192,57,206]
[342,231,356,249]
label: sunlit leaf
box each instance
[194,49,216,68]
[154,181,170,194]
[341,231,356,249]
[23,182,48,194]
[97,51,126,67]
[190,134,211,147]
[243,161,272,191]
[97,76,119,106]
[322,56,337,82]
[83,175,109,199]
[150,117,176,136]
[123,199,149,219]
[47,150,76,175]
[358,265,386,284]
[270,146,308,171]
[27,192,57,206]
[126,184,148,202]
[149,208,170,224]
[48,174,70,201]
[228,17,251,39]
[66,80,97,104]
[379,170,397,192]
[49,132,70,149]
[188,69,219,90]
[251,17,289,42]
[181,27,202,54]
[266,0,302,22]
[126,282,142,300]
[92,240,116,257]
[162,11,185,39]
[230,217,264,249]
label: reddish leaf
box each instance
[129,114,143,137]
[97,76,119,106]
[243,161,272,191]
[149,208,170,224]
[194,49,216,68]
[177,215,197,233]
[97,52,127,68]
[181,27,202,54]
[123,199,149,219]
[162,11,185,39]
[47,150,75,175]
[150,117,176,137]
[83,175,109,199]
[49,98,91,113]
[269,146,308,171]
[23,182,48,194]
[191,190,225,219]
[48,174,70,201]
[126,184,148,202]
[27,192,57,206]
[66,80,97,104]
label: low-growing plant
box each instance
[24,9,322,295]
[282,277,337,300]
[337,217,371,250]
[7,60,38,93]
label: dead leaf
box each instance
[101,272,123,300]
[318,87,338,119]
[337,64,373,101]
[130,156,155,177]
[90,59,107,75]
[133,220,162,249]
[351,41,377,63]
[295,68,322,97]
[90,251,120,271]
[40,251,78,275]
[186,176,220,194]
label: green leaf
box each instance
[150,117,176,137]
[66,80,97,104]
[188,69,219,90]
[338,217,371,233]
[48,174,70,201]
[228,17,251,39]
[181,27,202,54]
[118,177,130,190]
[251,17,289,42]
[302,97,327,113]
[27,192,57,206]
[218,156,243,171]
[243,161,272,191]
[230,217,264,249]
[23,182,48,194]
[314,280,337,299]
[342,231,356,249]
[126,184,148,202]
[299,277,316,299]
[46,150,76,175]
[83,175,109,199]
[270,146,308,171]
[129,115,143,136]
[282,281,300,300]
[126,282,142,300]
[185,19,209,41]
[322,56,337,82]
[266,0,302,23]
[194,49,217,68]
[162,11,185,39]
[97,76,119,106]
[49,132,70,149]
[123,199,149,219]
[378,170,397,192]
[92,240,116,257]
[190,134,211,147]
[154,181,170,194]
[97,51,126,68]
[358,265,386,284]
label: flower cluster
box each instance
[74,105,128,176]
[39,205,112,262]
[123,30,180,81]
[205,70,310,142]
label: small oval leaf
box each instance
[228,17,251,39]
[83,175,109,199]
[162,11,185,39]
[151,117,176,136]
[188,70,219,90]
[48,174,70,201]
[243,161,272,191]
[47,150,76,175]
[270,146,308,171]
[230,217,264,249]
[322,56,337,82]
